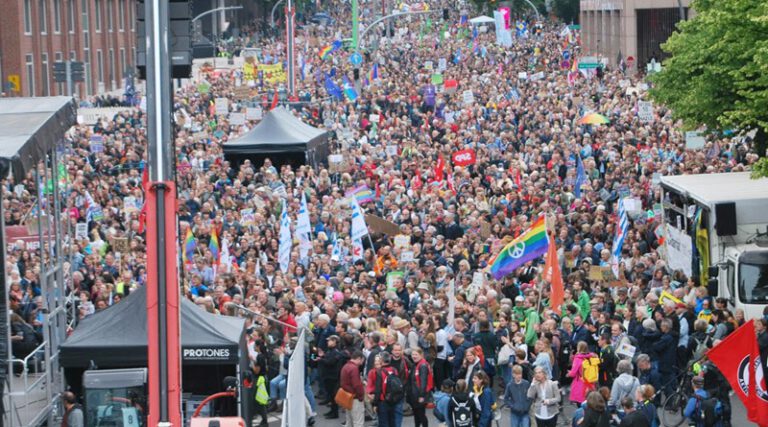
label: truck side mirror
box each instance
[708,266,719,278]
[707,278,719,297]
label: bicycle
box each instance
[661,370,695,427]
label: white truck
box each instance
[659,172,768,320]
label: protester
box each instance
[340,350,366,427]
[503,365,533,427]
[7,1,765,426]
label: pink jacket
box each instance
[567,352,596,403]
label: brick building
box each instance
[0,0,138,98]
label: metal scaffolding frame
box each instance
[4,141,73,427]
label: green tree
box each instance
[649,0,768,177]
[552,0,580,23]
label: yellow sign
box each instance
[242,62,256,81]
[258,63,286,84]
[7,75,20,92]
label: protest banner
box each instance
[365,214,401,236]
[638,101,654,123]
[258,63,287,84]
[451,149,476,166]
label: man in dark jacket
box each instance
[340,351,366,427]
[618,397,651,427]
[372,352,403,427]
[598,333,618,388]
[318,335,345,419]
[503,365,532,427]
[448,333,471,379]
[636,354,662,405]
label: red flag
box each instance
[138,167,149,234]
[270,91,279,110]
[412,170,423,190]
[446,173,457,195]
[707,319,768,425]
[434,156,445,182]
[543,232,564,313]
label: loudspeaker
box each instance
[714,202,737,236]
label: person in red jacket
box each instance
[341,351,367,427]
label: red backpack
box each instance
[413,358,434,393]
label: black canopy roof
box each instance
[0,97,77,182]
[60,286,245,368]
[222,106,327,154]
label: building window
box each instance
[83,48,91,96]
[24,0,32,34]
[25,54,35,96]
[67,0,75,33]
[81,0,89,32]
[109,49,115,89]
[94,0,101,32]
[53,0,62,33]
[118,0,124,31]
[41,53,50,96]
[39,0,48,34]
[69,51,76,61]
[97,50,104,84]
[55,52,63,94]
[120,47,126,78]
[107,0,113,32]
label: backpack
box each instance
[691,335,712,363]
[581,355,601,384]
[382,367,405,404]
[695,395,722,427]
[450,397,473,427]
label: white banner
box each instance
[278,200,292,273]
[296,192,312,237]
[281,330,307,427]
[350,198,369,241]
[665,225,693,277]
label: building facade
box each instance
[579,0,693,71]
[0,0,138,98]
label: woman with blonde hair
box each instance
[527,366,561,427]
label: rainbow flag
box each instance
[345,184,374,205]
[183,228,196,264]
[319,40,342,60]
[489,216,549,280]
[209,227,220,263]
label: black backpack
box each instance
[451,397,473,427]
[382,368,404,404]
[696,395,722,427]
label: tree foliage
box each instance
[552,0,580,24]
[649,0,768,170]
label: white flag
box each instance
[352,239,364,262]
[220,238,231,270]
[350,198,369,241]
[298,229,312,261]
[331,239,343,262]
[296,192,312,237]
[278,200,292,273]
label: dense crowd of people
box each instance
[4,1,768,427]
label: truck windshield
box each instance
[739,261,768,304]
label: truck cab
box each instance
[659,172,768,319]
[720,245,768,319]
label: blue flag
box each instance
[325,75,343,100]
[574,154,586,198]
[342,76,358,101]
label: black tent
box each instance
[60,287,250,420]
[222,106,329,169]
[60,286,245,368]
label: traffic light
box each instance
[52,61,84,83]
[136,0,192,79]
[70,61,85,82]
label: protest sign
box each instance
[365,214,401,236]
[246,107,263,121]
[638,101,654,123]
[438,58,447,71]
[400,251,415,263]
[214,98,229,115]
[451,149,476,166]
[462,90,475,106]
[394,235,410,249]
[431,74,444,85]
[112,237,130,253]
[229,113,246,126]
[685,131,706,149]
[75,223,89,241]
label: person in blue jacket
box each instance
[684,376,723,427]
[433,379,454,426]
[471,371,495,427]
[503,365,533,427]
